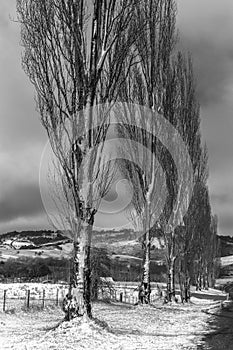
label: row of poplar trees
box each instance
[17,0,219,318]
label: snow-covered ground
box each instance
[220,255,233,267]
[1,298,232,350]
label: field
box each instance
[1,297,233,350]
[220,255,233,267]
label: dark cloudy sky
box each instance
[0,1,232,235]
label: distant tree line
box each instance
[0,249,115,300]
[0,257,52,282]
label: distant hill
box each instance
[0,230,68,246]
[0,229,165,263]
[217,236,233,280]
[0,229,166,282]
[2,230,233,283]
[1,230,232,259]
[218,235,233,257]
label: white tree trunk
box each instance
[72,221,92,318]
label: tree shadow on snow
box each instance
[197,307,233,350]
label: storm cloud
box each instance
[177,0,233,235]
[0,1,232,235]
[0,183,43,222]
[177,0,233,106]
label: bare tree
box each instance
[152,52,201,302]
[188,178,219,292]
[16,0,142,318]
[176,142,215,300]
[118,106,167,303]
[117,0,177,303]
[207,215,220,288]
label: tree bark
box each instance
[166,229,176,302]
[140,229,151,304]
[167,257,176,301]
[184,275,191,302]
[179,273,184,303]
[72,220,92,318]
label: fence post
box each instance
[56,288,59,306]
[42,289,45,308]
[26,290,30,309]
[3,290,6,312]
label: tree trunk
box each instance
[179,261,191,303]
[139,230,151,304]
[179,273,184,303]
[178,258,185,303]
[184,275,191,302]
[72,221,93,319]
[166,230,176,302]
[72,96,95,318]
[167,257,176,302]
[196,262,202,291]
[172,260,176,297]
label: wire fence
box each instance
[108,292,159,304]
[98,287,160,304]
[0,286,161,313]
[1,282,226,313]
[0,287,68,313]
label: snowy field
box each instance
[220,255,233,267]
[1,298,233,350]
